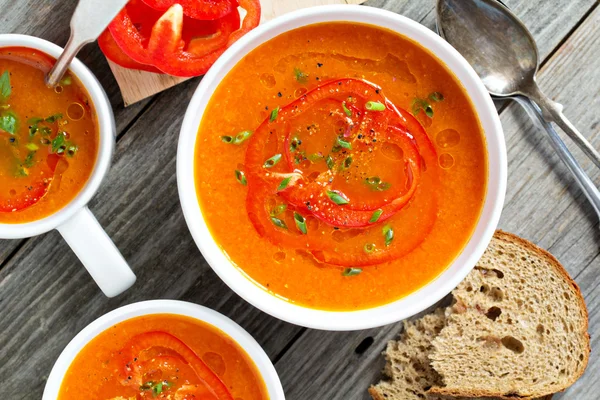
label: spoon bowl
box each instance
[437,0,538,97]
[437,0,600,168]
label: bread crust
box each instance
[429,230,590,400]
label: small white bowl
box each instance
[42,300,285,399]
[177,5,507,330]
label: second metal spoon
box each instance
[436,0,600,169]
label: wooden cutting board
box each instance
[109,0,366,106]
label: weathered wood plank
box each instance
[273,1,600,399]
[0,0,598,399]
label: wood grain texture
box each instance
[111,0,367,106]
[0,0,599,399]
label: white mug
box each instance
[0,34,135,297]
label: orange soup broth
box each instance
[0,48,98,223]
[195,23,488,310]
[58,314,269,400]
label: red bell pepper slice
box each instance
[120,331,234,400]
[241,78,440,267]
[142,0,238,21]
[0,154,59,213]
[98,30,162,73]
[146,0,259,76]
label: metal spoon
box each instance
[46,0,129,87]
[436,0,600,169]
[436,0,600,222]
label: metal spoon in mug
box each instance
[436,0,600,221]
[46,0,129,87]
[436,0,600,169]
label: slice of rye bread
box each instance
[368,309,552,400]
[429,231,589,399]
[369,230,588,400]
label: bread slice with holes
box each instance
[429,231,589,399]
[367,308,552,400]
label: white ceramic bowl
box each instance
[43,300,285,399]
[0,35,135,297]
[177,5,507,330]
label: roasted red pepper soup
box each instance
[58,314,268,400]
[0,47,98,224]
[194,23,488,310]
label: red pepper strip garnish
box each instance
[98,30,163,73]
[147,0,259,77]
[120,331,234,400]
[187,9,240,57]
[0,154,59,213]
[142,0,238,20]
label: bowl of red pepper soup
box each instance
[177,5,506,330]
[0,35,135,298]
[43,300,284,400]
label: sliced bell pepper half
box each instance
[98,30,162,73]
[142,0,239,20]
[146,0,259,77]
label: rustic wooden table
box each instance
[1,0,599,399]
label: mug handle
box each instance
[56,206,136,297]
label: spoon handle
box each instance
[522,82,600,169]
[513,96,600,219]
[46,0,129,87]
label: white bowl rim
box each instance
[177,5,507,331]
[42,299,285,399]
[0,34,114,238]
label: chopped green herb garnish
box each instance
[425,105,434,118]
[221,135,233,143]
[270,107,279,122]
[154,382,163,395]
[67,145,78,157]
[271,204,287,216]
[364,243,376,253]
[270,216,287,229]
[294,212,307,234]
[39,126,52,136]
[16,167,28,177]
[342,156,352,169]
[28,117,43,137]
[263,153,282,168]
[235,170,247,185]
[342,101,352,117]
[25,143,39,151]
[326,155,335,170]
[365,176,391,191]
[51,133,66,153]
[293,67,309,83]
[0,113,16,134]
[60,75,72,86]
[289,137,301,152]
[383,225,394,246]
[336,137,352,150]
[365,101,385,111]
[326,190,349,205]
[429,92,444,102]
[278,176,292,191]
[233,130,253,144]
[369,209,383,223]
[308,153,323,163]
[45,113,63,123]
[0,71,10,101]
[0,111,17,134]
[23,151,36,167]
[342,267,362,277]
